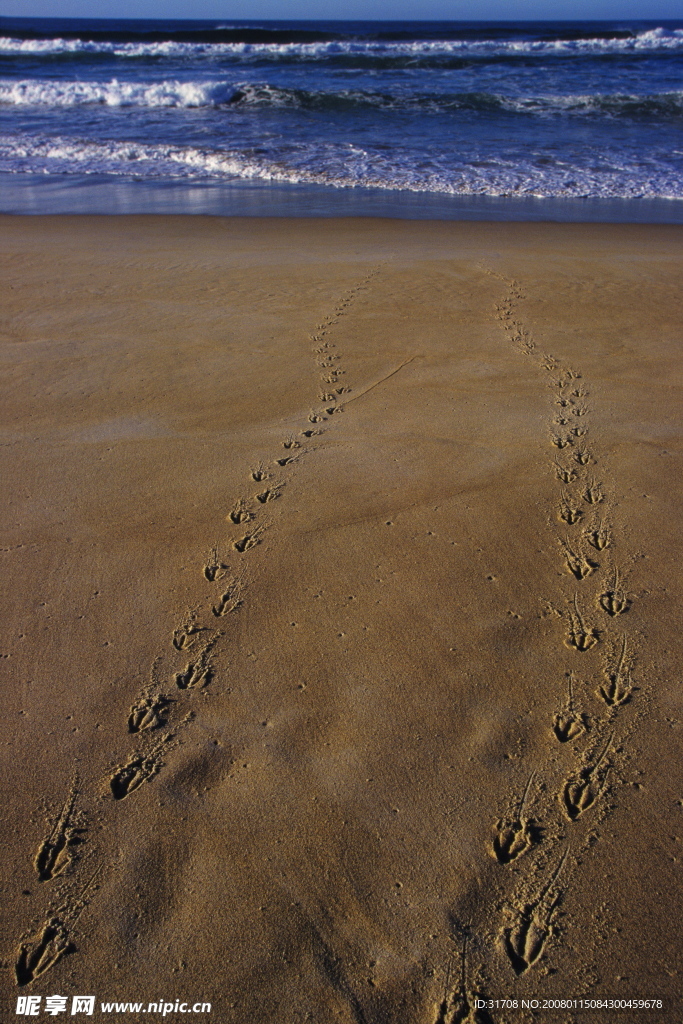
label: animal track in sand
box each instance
[561,541,598,581]
[573,446,592,466]
[565,596,600,652]
[562,733,613,820]
[552,435,573,449]
[15,918,71,986]
[251,463,269,483]
[15,868,102,985]
[552,673,587,743]
[256,485,282,504]
[228,500,253,525]
[548,376,568,391]
[502,851,568,975]
[599,637,634,707]
[203,546,228,583]
[572,405,589,417]
[34,776,82,882]
[585,521,611,551]
[276,453,300,467]
[555,461,578,485]
[109,733,174,800]
[491,772,537,865]
[282,436,300,449]
[301,428,323,438]
[583,478,604,505]
[175,637,218,689]
[172,610,203,651]
[599,568,630,618]
[558,492,583,525]
[127,692,168,734]
[233,526,264,553]
[212,578,243,617]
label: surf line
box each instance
[341,355,419,408]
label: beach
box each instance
[1,214,682,1020]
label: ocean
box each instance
[1,17,682,220]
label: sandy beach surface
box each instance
[1,215,682,1021]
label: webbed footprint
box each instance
[562,733,613,820]
[565,595,599,652]
[34,776,83,881]
[552,673,587,743]
[502,852,567,975]
[491,772,537,865]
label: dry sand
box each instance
[1,215,682,1022]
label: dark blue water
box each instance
[1,18,682,218]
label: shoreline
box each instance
[2,215,682,1016]
[3,174,683,223]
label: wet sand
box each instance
[1,215,682,1021]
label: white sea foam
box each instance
[0,27,682,60]
[1,78,681,119]
[1,132,681,200]
[0,78,239,108]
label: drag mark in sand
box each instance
[339,355,418,409]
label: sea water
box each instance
[1,17,682,220]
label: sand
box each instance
[1,215,682,1021]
